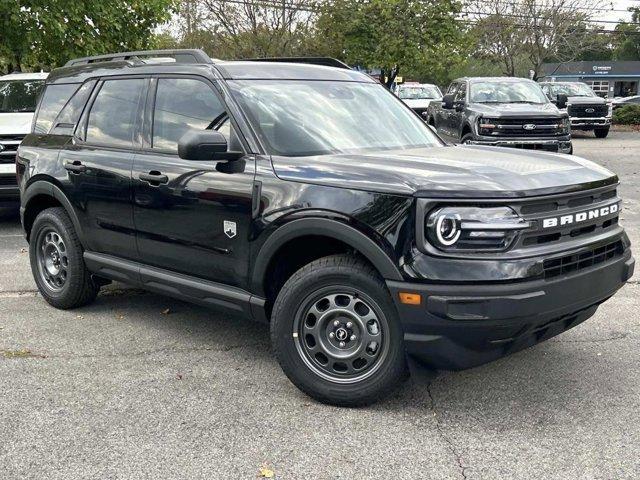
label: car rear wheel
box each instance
[594,127,610,138]
[30,207,99,309]
[271,254,407,406]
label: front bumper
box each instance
[388,249,634,370]
[468,135,572,154]
[570,117,611,129]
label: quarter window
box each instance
[152,78,226,151]
[86,79,145,148]
[34,84,79,134]
[51,80,96,135]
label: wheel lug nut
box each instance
[350,334,356,341]
[329,332,335,339]
[346,321,353,328]
[339,341,346,348]
[333,320,340,327]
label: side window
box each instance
[33,84,79,134]
[454,82,467,102]
[152,77,227,151]
[86,78,145,148]
[50,80,96,135]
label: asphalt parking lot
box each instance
[1,130,639,479]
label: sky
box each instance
[601,0,638,27]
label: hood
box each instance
[470,102,563,118]
[271,145,617,198]
[402,98,439,109]
[567,96,607,105]
[0,112,34,135]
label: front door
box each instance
[60,77,146,261]
[132,76,255,288]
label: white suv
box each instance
[0,72,48,209]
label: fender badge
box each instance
[224,220,237,238]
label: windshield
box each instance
[229,80,441,156]
[470,81,548,104]
[548,83,596,97]
[0,80,45,113]
[398,85,442,100]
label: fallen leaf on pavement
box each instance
[258,466,275,478]
[161,308,171,315]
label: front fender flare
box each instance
[250,217,404,295]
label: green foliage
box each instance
[613,104,640,125]
[0,1,176,73]
[311,0,468,85]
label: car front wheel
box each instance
[594,127,610,138]
[271,255,407,406]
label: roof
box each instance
[46,59,372,85]
[0,72,49,81]
[457,76,536,83]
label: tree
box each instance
[613,7,640,61]
[468,0,604,78]
[312,0,466,86]
[0,1,175,73]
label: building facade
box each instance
[541,61,640,98]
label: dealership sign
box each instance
[592,65,612,75]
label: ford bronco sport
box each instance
[18,50,634,406]
[428,77,573,154]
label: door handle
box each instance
[64,161,86,174]
[139,171,169,185]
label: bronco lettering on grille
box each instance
[542,203,619,228]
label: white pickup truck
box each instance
[0,72,48,210]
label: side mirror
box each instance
[556,94,568,109]
[442,94,455,109]
[177,130,243,162]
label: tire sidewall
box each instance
[272,262,405,405]
[29,210,84,304]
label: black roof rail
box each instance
[64,49,213,67]
[245,57,351,70]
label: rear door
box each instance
[131,75,255,287]
[59,77,146,260]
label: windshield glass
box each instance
[229,80,441,156]
[548,83,596,97]
[398,85,442,100]
[470,80,548,104]
[0,80,45,113]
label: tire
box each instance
[594,127,610,138]
[29,207,99,309]
[461,133,474,144]
[271,254,407,407]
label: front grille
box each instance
[543,240,623,279]
[0,175,17,186]
[568,104,608,118]
[0,134,24,163]
[492,118,564,136]
[514,187,620,248]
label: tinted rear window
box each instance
[34,84,79,134]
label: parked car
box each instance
[0,72,47,210]
[395,82,443,119]
[612,95,640,110]
[18,50,634,406]
[540,81,612,138]
[427,77,572,154]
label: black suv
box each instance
[18,50,634,406]
[428,77,573,154]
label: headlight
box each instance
[425,206,530,252]
[478,117,498,136]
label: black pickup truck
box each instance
[17,51,633,406]
[427,77,572,154]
